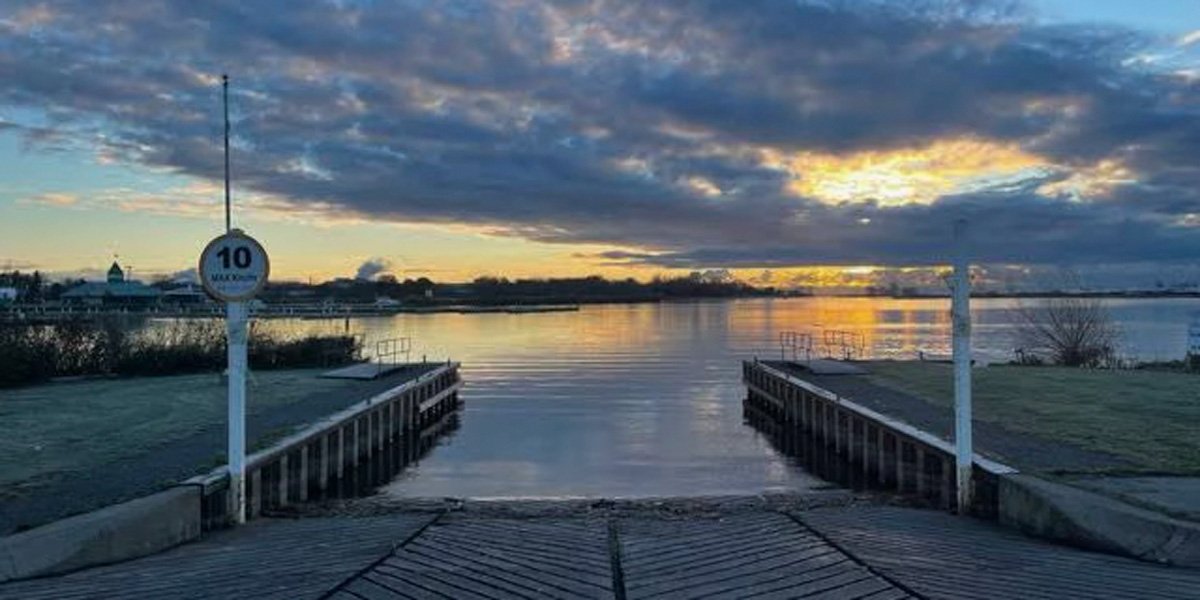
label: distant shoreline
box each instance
[867,291,1200,300]
[4,290,1199,322]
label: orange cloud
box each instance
[24,192,79,207]
[761,137,1047,206]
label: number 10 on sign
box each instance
[199,229,270,524]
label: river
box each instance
[259,297,1197,498]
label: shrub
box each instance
[1015,297,1119,367]
[0,318,362,388]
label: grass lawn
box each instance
[0,369,358,497]
[865,361,1200,473]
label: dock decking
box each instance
[3,502,1197,599]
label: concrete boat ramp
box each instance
[2,498,1198,599]
[321,362,411,380]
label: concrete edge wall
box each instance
[744,360,1014,516]
[998,473,1200,567]
[0,486,201,583]
[744,360,1200,567]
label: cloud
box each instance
[23,192,79,207]
[169,267,199,283]
[1179,30,1200,47]
[1,0,1198,273]
[355,257,393,281]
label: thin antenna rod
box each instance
[223,74,231,233]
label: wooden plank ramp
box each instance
[801,506,1200,600]
[3,504,1199,599]
[0,514,436,600]
[327,516,615,599]
[618,512,908,600]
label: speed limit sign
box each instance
[198,229,270,301]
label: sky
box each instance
[1,0,1199,290]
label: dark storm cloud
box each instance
[2,0,1199,269]
[595,188,1200,268]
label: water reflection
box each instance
[260,297,1200,364]
[241,297,1200,498]
[741,400,881,494]
[301,411,461,503]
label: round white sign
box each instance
[198,229,270,302]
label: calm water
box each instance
[260,297,1198,498]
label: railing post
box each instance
[277,454,290,507]
[915,447,927,499]
[876,427,887,485]
[941,456,954,510]
[336,426,346,480]
[318,434,329,495]
[298,447,310,502]
[351,419,360,463]
[249,469,262,519]
[861,421,871,473]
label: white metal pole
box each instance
[952,218,973,513]
[226,300,248,523]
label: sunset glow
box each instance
[1,0,1198,290]
[764,139,1046,206]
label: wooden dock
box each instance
[3,503,1197,599]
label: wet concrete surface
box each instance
[0,365,437,535]
[1066,475,1200,523]
[782,363,1133,472]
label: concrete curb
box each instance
[0,487,201,582]
[999,473,1200,567]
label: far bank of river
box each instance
[252,296,1200,364]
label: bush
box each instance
[1015,297,1119,367]
[0,324,57,387]
[249,330,361,369]
[0,318,362,388]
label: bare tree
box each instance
[1015,296,1120,367]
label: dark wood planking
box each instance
[5,503,1195,600]
[337,516,615,599]
[0,514,436,600]
[618,512,906,600]
[801,505,1200,600]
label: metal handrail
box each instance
[374,337,412,373]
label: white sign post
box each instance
[199,229,269,524]
[951,219,973,514]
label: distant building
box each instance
[160,283,210,306]
[0,287,16,305]
[61,262,161,307]
[374,296,401,308]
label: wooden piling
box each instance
[742,360,1015,517]
[184,362,462,529]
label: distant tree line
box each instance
[3,269,782,307]
[463,274,775,304]
[260,275,437,304]
[1,270,87,302]
[255,272,780,306]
